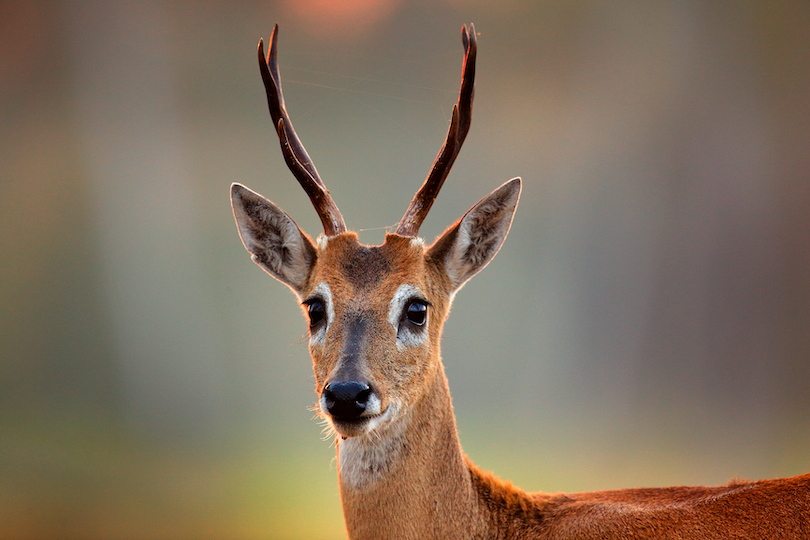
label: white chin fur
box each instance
[337,403,407,488]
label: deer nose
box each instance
[322,382,372,419]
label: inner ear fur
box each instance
[231,183,317,295]
[427,178,521,292]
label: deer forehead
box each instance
[309,233,432,302]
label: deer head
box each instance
[230,23,520,443]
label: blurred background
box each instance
[2,0,809,538]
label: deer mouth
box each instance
[329,405,394,439]
[331,415,375,438]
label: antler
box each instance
[258,25,347,236]
[395,23,477,237]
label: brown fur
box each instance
[471,462,810,539]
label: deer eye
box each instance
[404,300,428,326]
[306,299,326,328]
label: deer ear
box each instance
[231,183,317,295]
[428,178,521,292]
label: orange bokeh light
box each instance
[281,0,401,39]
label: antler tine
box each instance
[395,23,477,237]
[258,25,346,236]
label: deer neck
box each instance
[336,362,489,540]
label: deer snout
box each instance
[321,381,378,420]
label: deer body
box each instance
[231,23,810,540]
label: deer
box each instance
[230,23,810,540]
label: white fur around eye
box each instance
[309,282,333,346]
[388,284,428,351]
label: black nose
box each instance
[322,382,372,419]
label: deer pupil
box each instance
[405,301,427,326]
[308,299,325,327]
